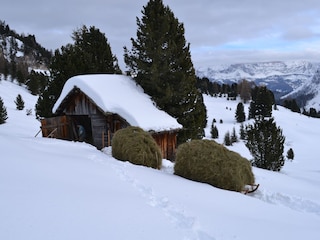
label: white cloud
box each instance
[1,0,320,69]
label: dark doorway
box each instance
[71,115,93,144]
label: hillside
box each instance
[1,79,320,240]
[0,20,51,77]
[283,69,320,111]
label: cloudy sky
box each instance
[1,0,320,70]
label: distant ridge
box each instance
[196,60,320,104]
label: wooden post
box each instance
[34,128,42,137]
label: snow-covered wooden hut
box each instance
[40,74,182,160]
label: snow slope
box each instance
[1,79,320,240]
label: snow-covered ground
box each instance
[1,79,320,240]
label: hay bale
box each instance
[112,126,162,169]
[174,139,254,192]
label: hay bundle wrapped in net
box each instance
[174,139,254,192]
[112,126,162,169]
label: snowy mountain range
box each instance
[196,60,320,103]
[283,69,320,110]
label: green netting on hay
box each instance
[174,139,255,192]
[112,126,162,169]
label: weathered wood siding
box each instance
[62,92,98,116]
[152,131,177,160]
[91,113,108,149]
[40,116,73,139]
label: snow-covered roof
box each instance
[52,74,182,132]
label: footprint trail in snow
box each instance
[112,162,215,240]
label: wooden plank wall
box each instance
[152,131,177,160]
[63,92,98,116]
[91,114,130,150]
[91,113,109,149]
[40,116,73,140]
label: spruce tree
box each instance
[231,127,238,143]
[287,148,294,161]
[15,94,24,110]
[248,86,274,119]
[124,0,207,143]
[283,99,300,113]
[224,131,232,146]
[0,97,8,124]
[239,123,246,140]
[27,70,49,96]
[36,25,121,118]
[309,108,318,118]
[235,102,246,122]
[210,121,219,139]
[245,117,285,171]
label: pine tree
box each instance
[245,117,285,171]
[210,120,219,139]
[287,148,294,161]
[231,127,238,143]
[239,123,246,140]
[224,131,232,146]
[235,102,246,122]
[27,70,49,95]
[0,97,8,124]
[15,94,24,110]
[36,25,121,118]
[283,99,300,113]
[309,108,318,118]
[124,0,207,143]
[248,86,274,119]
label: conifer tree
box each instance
[15,94,24,110]
[248,86,274,119]
[239,123,246,140]
[309,108,318,118]
[283,99,300,113]
[287,148,294,160]
[235,102,246,122]
[246,117,285,171]
[224,131,232,146]
[27,70,49,95]
[210,121,219,139]
[36,25,121,118]
[124,0,207,143]
[0,97,8,124]
[231,127,238,143]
